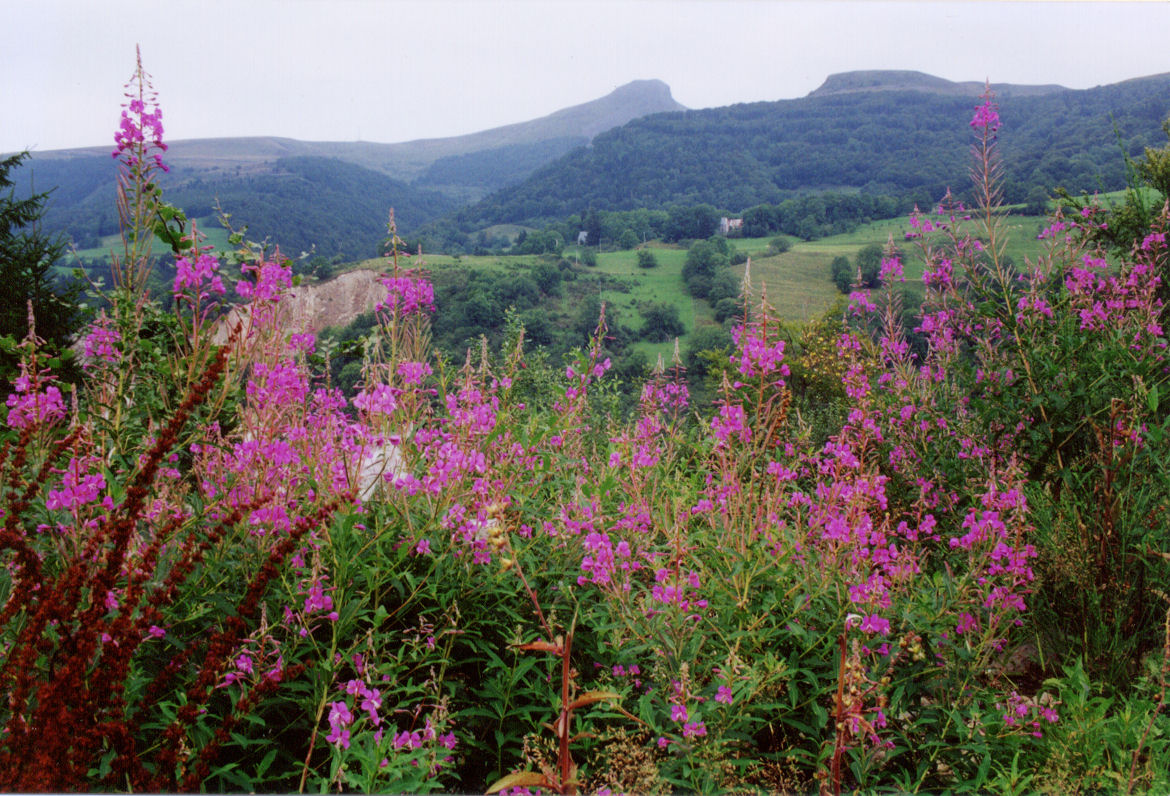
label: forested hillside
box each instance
[35,155,458,261]
[15,80,684,259]
[456,72,1170,228]
[15,71,1170,260]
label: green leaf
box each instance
[1149,384,1159,412]
[255,748,278,779]
[974,752,992,790]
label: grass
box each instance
[350,251,537,274]
[70,217,233,261]
[581,245,699,362]
[327,212,1059,356]
[728,214,1051,324]
[479,223,533,242]
[735,250,846,324]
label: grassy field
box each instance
[583,244,700,362]
[340,212,1055,355]
[728,214,1047,324]
[70,217,233,261]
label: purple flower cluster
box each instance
[173,253,226,302]
[5,364,66,430]
[82,314,122,370]
[377,274,435,315]
[113,97,167,172]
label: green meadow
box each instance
[347,213,1052,360]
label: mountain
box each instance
[29,154,461,262]
[453,71,1170,230]
[19,80,685,259]
[19,70,1170,259]
[808,69,1068,98]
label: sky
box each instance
[3,0,1170,154]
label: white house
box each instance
[719,217,744,236]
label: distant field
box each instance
[342,211,1057,355]
[478,223,533,242]
[70,217,233,261]
[731,213,1049,323]
[734,250,845,324]
[352,252,539,273]
[585,245,697,362]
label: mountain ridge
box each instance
[27,79,686,183]
[18,70,1170,260]
[808,69,1068,98]
[22,79,687,260]
[447,70,1170,234]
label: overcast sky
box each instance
[3,0,1169,154]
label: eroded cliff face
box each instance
[281,269,388,335]
[214,268,388,342]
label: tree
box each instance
[768,236,792,255]
[856,243,883,289]
[1023,185,1050,216]
[531,262,563,296]
[666,204,719,242]
[640,302,685,342]
[682,239,729,298]
[1,152,83,381]
[707,270,741,304]
[830,255,853,294]
[714,296,746,324]
[636,249,659,269]
[684,325,733,379]
[583,209,602,248]
[617,228,639,250]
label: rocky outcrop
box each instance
[808,70,1066,99]
[214,268,387,343]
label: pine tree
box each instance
[0,152,83,380]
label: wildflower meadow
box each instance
[2,51,1170,794]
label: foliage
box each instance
[414,137,587,193]
[1060,117,1170,258]
[681,238,730,299]
[639,302,685,342]
[33,154,458,265]
[855,243,884,289]
[769,235,792,255]
[0,152,85,384]
[5,55,1170,796]
[830,254,853,293]
[617,228,640,250]
[455,75,1170,229]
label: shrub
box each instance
[640,302,685,342]
[6,59,1170,796]
[830,254,853,293]
[769,235,792,254]
[682,240,729,298]
[856,243,883,288]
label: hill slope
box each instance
[19,80,685,258]
[808,69,1068,98]
[454,71,1170,228]
[27,79,684,185]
